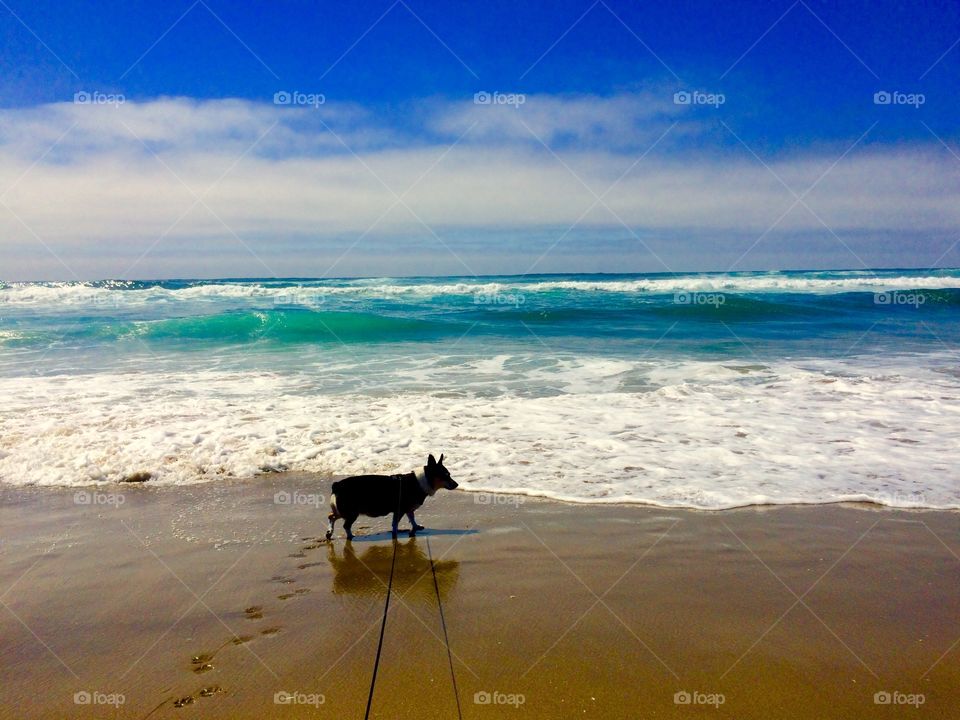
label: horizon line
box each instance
[3,265,959,285]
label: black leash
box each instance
[363,481,403,720]
[427,536,463,720]
[363,538,397,720]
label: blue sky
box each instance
[1,0,958,279]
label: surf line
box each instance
[427,536,463,720]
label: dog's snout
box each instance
[448,480,459,490]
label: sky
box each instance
[0,0,958,280]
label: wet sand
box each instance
[1,474,958,718]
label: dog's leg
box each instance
[391,512,401,539]
[343,513,358,541]
[406,511,424,534]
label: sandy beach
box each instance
[1,475,958,719]
[5,1,960,717]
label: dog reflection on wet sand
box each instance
[327,538,459,602]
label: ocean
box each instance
[2,269,959,509]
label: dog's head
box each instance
[425,453,458,492]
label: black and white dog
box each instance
[326,454,458,540]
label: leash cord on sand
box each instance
[428,536,463,720]
[137,698,169,720]
[364,538,396,720]
[364,485,402,720]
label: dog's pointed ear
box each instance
[427,454,437,467]
[439,453,444,465]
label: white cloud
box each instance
[0,94,957,279]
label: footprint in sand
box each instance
[296,561,323,570]
[189,633,251,673]
[172,538,308,712]
[277,588,310,600]
[173,686,224,709]
[190,651,215,674]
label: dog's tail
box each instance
[325,490,340,541]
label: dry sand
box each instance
[1,474,958,718]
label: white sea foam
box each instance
[1,357,957,509]
[2,274,959,305]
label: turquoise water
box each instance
[3,269,960,379]
[1,269,959,507]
